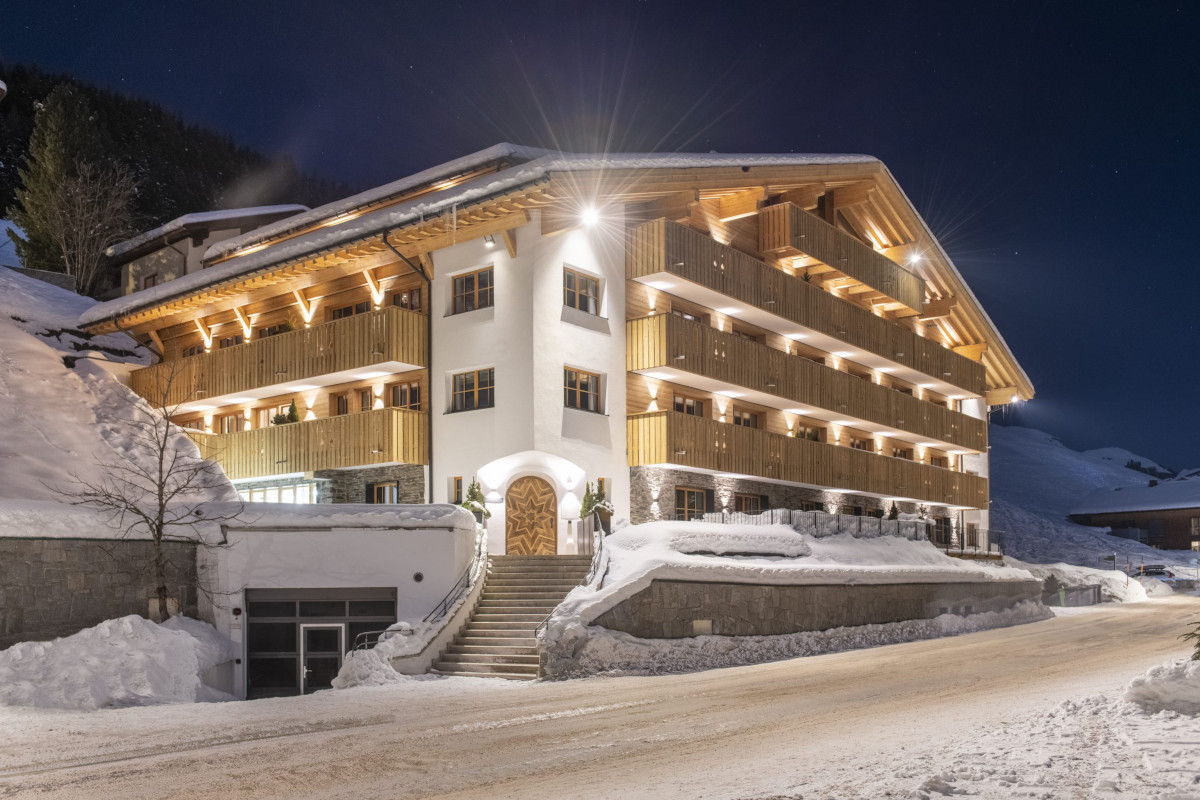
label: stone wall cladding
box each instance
[313,464,425,504]
[629,466,949,524]
[0,538,198,649]
[592,579,1043,639]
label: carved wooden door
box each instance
[505,476,557,555]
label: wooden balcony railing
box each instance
[132,306,427,408]
[190,407,427,480]
[627,411,988,509]
[759,202,925,311]
[627,219,985,395]
[627,314,986,452]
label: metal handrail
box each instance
[534,513,607,642]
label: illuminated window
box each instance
[332,393,349,416]
[360,389,374,412]
[673,395,704,417]
[731,328,758,343]
[798,500,823,512]
[675,487,707,521]
[451,369,495,411]
[257,324,290,338]
[563,368,601,412]
[180,343,204,358]
[893,448,913,460]
[217,413,245,434]
[930,455,948,468]
[734,493,766,514]
[670,308,708,325]
[563,267,600,314]
[389,381,421,410]
[218,334,244,348]
[849,437,873,452]
[452,267,494,314]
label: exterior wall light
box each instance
[484,234,496,248]
[581,207,600,227]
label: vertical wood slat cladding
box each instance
[627,219,985,395]
[627,411,988,509]
[627,315,986,452]
[131,306,427,408]
[191,407,427,479]
[759,203,926,312]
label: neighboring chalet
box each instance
[80,144,1034,556]
[104,204,308,298]
[1070,475,1200,550]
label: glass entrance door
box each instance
[299,624,345,694]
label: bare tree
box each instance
[64,356,241,620]
[37,159,137,296]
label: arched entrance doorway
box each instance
[505,475,557,555]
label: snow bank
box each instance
[1125,658,1200,715]
[1006,558,1148,603]
[0,615,235,710]
[547,603,1049,678]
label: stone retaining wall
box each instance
[592,579,1043,639]
[0,538,198,649]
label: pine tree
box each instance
[286,399,300,423]
[463,477,490,518]
[887,503,899,520]
[579,481,596,519]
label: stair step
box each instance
[490,556,591,562]
[485,578,583,585]
[477,599,563,607]
[462,621,541,630]
[436,652,540,666]
[456,636,536,646]
[436,656,539,670]
[446,644,537,656]
[432,668,537,680]
[471,614,548,622]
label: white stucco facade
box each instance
[428,210,629,554]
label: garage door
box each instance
[244,587,397,698]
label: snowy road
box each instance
[2,596,1197,799]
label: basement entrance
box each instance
[244,588,396,698]
[505,476,558,555]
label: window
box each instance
[893,448,913,460]
[1191,518,1200,543]
[142,274,158,290]
[218,334,244,349]
[792,425,821,442]
[331,301,371,321]
[850,437,873,452]
[333,393,349,416]
[451,368,494,411]
[930,455,948,468]
[931,516,952,546]
[181,343,204,358]
[895,386,914,396]
[258,403,292,428]
[452,476,463,504]
[732,409,759,429]
[842,505,864,517]
[369,481,399,504]
[393,288,422,312]
[452,267,493,314]
[176,417,205,432]
[217,413,245,434]
[563,267,600,314]
[670,308,708,325]
[258,324,290,338]
[675,487,708,521]
[389,382,421,410]
[360,389,374,412]
[597,477,607,498]
[564,368,601,412]
[798,500,823,512]
[734,493,768,514]
[673,395,704,417]
[731,328,758,344]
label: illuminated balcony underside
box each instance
[628,219,985,398]
[190,407,427,480]
[627,411,987,510]
[628,315,986,454]
[131,306,426,413]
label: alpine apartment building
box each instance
[81,144,1034,556]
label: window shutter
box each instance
[704,489,715,514]
[760,494,771,510]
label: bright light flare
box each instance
[580,206,600,227]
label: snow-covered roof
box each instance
[105,204,310,260]
[80,146,876,328]
[1069,478,1200,516]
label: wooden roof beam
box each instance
[717,187,766,222]
[953,342,988,362]
[985,386,1020,406]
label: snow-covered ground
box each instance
[990,425,1199,570]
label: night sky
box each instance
[4,2,1198,468]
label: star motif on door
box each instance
[505,476,558,555]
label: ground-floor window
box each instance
[798,500,823,512]
[734,493,768,514]
[675,487,708,520]
[369,481,399,504]
[931,516,952,546]
[238,483,315,504]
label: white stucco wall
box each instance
[201,522,475,698]
[961,397,990,530]
[429,209,629,554]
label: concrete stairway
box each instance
[432,555,591,680]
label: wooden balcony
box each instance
[627,411,988,509]
[627,314,986,452]
[759,202,925,311]
[627,219,985,395]
[131,306,426,409]
[191,407,427,480]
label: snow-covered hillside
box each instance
[989,425,1196,569]
[0,267,238,536]
[0,219,22,269]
